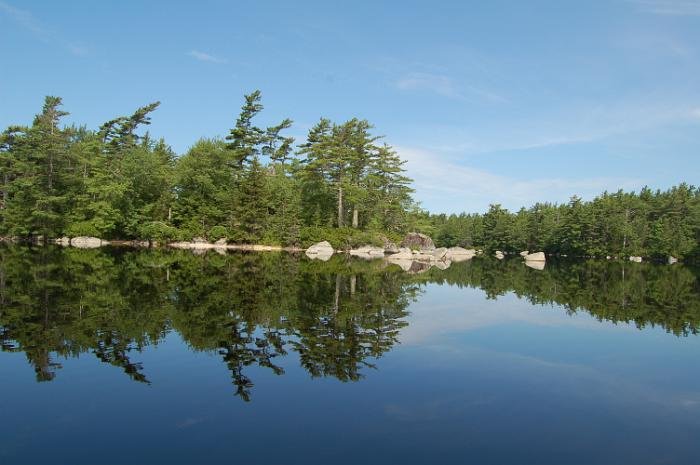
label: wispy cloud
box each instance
[0,1,88,56]
[629,0,700,15]
[396,72,507,103]
[187,50,228,64]
[395,145,643,213]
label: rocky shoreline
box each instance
[0,232,680,272]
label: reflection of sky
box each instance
[1,283,699,464]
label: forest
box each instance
[1,94,698,260]
[423,185,700,261]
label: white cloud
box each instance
[396,72,506,103]
[395,145,642,213]
[187,50,228,64]
[629,0,700,15]
[399,288,627,346]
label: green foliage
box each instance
[3,94,695,259]
[138,221,181,242]
[207,225,229,240]
[299,226,387,249]
[429,185,700,261]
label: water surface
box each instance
[1,247,698,464]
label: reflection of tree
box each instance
[218,322,286,402]
[1,245,698,402]
[412,258,700,336]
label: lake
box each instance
[1,246,699,465]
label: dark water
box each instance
[1,246,699,465]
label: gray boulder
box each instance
[629,256,643,263]
[523,251,546,262]
[668,256,678,265]
[306,241,334,261]
[383,239,400,254]
[71,236,105,249]
[400,232,435,250]
[495,250,504,259]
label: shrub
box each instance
[138,222,181,242]
[207,225,229,241]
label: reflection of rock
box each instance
[71,237,106,248]
[629,256,642,263]
[432,247,448,260]
[434,259,452,270]
[523,251,546,262]
[411,251,436,262]
[306,241,334,261]
[525,260,545,270]
[387,258,413,272]
[169,241,211,250]
[349,245,385,259]
[668,256,678,265]
[445,247,476,262]
[400,232,435,250]
[495,251,504,260]
[408,261,433,274]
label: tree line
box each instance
[424,186,700,261]
[2,94,697,258]
[0,94,416,248]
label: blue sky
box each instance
[1,0,698,213]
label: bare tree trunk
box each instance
[350,275,356,296]
[334,274,341,313]
[352,207,359,228]
[337,185,344,227]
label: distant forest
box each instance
[1,94,698,260]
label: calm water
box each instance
[1,246,699,465]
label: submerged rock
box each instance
[400,232,435,250]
